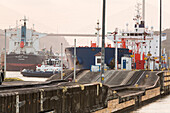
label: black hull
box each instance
[5,54,45,71]
[21,71,58,78]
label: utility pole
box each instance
[4,29,7,78]
[61,43,63,80]
[159,0,162,70]
[74,39,76,81]
[101,0,106,84]
[114,29,118,70]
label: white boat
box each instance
[21,58,63,78]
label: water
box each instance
[131,95,170,113]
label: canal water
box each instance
[131,95,170,113]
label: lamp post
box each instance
[114,29,118,70]
[159,0,162,70]
[101,0,106,84]
[4,29,7,78]
[61,43,63,80]
[74,39,76,81]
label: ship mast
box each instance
[142,0,145,23]
[141,0,146,60]
[20,16,28,26]
[95,20,101,47]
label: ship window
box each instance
[30,42,33,46]
[130,33,135,36]
[150,46,151,48]
[122,33,128,36]
[156,46,158,48]
[14,42,17,46]
[97,58,101,63]
[135,33,138,36]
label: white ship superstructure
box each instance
[7,17,46,55]
[2,17,47,71]
[107,0,167,69]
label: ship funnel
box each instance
[20,16,28,47]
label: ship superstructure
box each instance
[65,22,132,70]
[8,17,45,55]
[1,17,47,71]
[107,0,167,69]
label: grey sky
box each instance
[0,0,170,34]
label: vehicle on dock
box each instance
[21,58,63,78]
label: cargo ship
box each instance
[65,19,132,70]
[65,47,131,69]
[1,17,46,71]
[65,0,167,70]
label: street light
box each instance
[4,29,7,78]
[61,43,63,80]
[159,0,162,70]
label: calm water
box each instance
[131,95,170,113]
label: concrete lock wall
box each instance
[0,83,111,113]
[1,71,170,113]
[93,87,161,113]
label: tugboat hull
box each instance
[21,71,58,78]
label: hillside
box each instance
[39,35,70,53]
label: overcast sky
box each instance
[0,0,170,34]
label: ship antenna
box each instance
[16,20,18,29]
[33,24,35,30]
[95,20,101,47]
[126,23,129,32]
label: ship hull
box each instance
[65,47,132,69]
[21,71,58,78]
[5,54,45,71]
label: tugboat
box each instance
[21,58,62,78]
